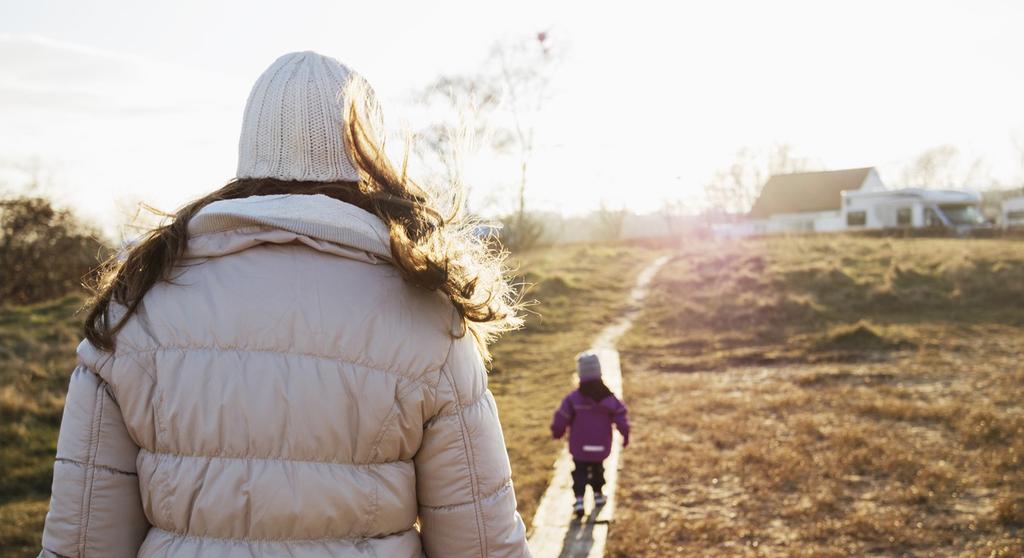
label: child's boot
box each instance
[572,496,585,519]
[593,493,607,508]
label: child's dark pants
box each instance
[571,460,605,497]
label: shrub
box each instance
[0,195,108,305]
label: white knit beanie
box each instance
[576,351,602,382]
[236,51,369,182]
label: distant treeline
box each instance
[0,195,110,306]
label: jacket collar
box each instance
[186,194,392,262]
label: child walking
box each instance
[551,351,631,518]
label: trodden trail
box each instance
[527,255,671,558]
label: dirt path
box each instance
[527,256,670,558]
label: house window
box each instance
[847,211,867,226]
[1008,210,1024,222]
[924,208,943,228]
[897,207,912,226]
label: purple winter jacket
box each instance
[551,388,630,463]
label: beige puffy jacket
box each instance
[39,194,530,557]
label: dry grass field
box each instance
[607,237,1024,557]
[6,236,1020,556]
[0,295,80,556]
[0,243,662,556]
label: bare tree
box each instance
[0,156,61,195]
[660,198,688,238]
[1013,131,1024,193]
[415,75,509,200]
[703,150,759,216]
[899,144,991,188]
[592,202,627,242]
[415,32,560,250]
[704,144,815,215]
[490,32,557,231]
[766,144,814,177]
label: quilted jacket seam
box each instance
[77,378,105,555]
[368,401,399,464]
[55,458,136,477]
[423,389,489,428]
[152,374,174,529]
[114,345,418,380]
[146,524,415,544]
[359,477,381,538]
[140,449,413,467]
[439,361,488,556]
[429,332,458,418]
[368,373,434,462]
[419,478,514,512]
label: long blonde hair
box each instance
[85,84,522,360]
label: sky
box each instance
[2,0,1024,235]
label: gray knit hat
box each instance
[576,352,602,382]
[237,51,368,183]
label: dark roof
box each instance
[748,168,874,218]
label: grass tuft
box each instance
[813,320,915,354]
[608,236,1024,557]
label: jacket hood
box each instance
[186,194,393,263]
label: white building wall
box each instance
[712,220,768,239]
[1004,197,1024,227]
[861,169,885,192]
[766,211,837,234]
[815,212,846,232]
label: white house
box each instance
[1003,197,1024,228]
[712,168,993,238]
[713,167,883,238]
